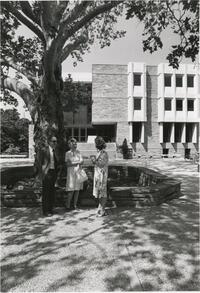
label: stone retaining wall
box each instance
[1,164,181,208]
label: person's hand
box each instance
[90,156,96,164]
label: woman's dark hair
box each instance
[95,136,106,150]
[68,137,77,148]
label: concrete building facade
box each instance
[28,62,200,159]
[92,62,200,157]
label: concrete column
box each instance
[172,97,176,121]
[159,123,163,143]
[181,123,186,143]
[141,122,145,143]
[28,124,35,159]
[172,72,176,97]
[128,97,134,122]
[127,62,133,122]
[192,123,197,143]
[183,97,187,120]
[171,123,175,143]
[129,122,133,143]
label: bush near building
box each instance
[1,109,29,153]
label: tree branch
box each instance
[166,0,188,44]
[61,35,88,63]
[19,1,41,27]
[61,1,90,24]
[3,77,36,121]
[1,57,38,85]
[2,1,45,44]
[59,1,122,48]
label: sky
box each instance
[1,11,196,118]
[62,15,193,80]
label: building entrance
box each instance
[93,124,116,142]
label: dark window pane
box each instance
[163,148,169,155]
[132,122,142,142]
[165,99,171,111]
[186,123,193,142]
[164,75,171,87]
[163,123,171,142]
[187,75,194,87]
[134,98,141,110]
[74,128,79,141]
[176,99,183,111]
[80,128,86,142]
[176,75,183,87]
[134,74,141,86]
[175,123,183,142]
[185,149,191,159]
[187,99,194,111]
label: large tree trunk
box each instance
[34,53,66,176]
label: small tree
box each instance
[122,138,129,159]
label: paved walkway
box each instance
[1,159,200,291]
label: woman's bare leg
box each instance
[73,191,79,209]
[98,197,107,216]
[66,191,73,209]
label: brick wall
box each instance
[92,64,128,145]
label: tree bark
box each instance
[34,52,66,176]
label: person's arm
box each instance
[65,152,81,167]
[79,153,84,166]
[91,155,96,164]
[95,152,108,168]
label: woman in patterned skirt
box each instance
[91,136,109,217]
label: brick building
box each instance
[92,62,200,158]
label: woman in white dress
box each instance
[91,136,109,217]
[65,138,83,210]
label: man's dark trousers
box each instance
[42,169,57,215]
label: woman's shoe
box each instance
[65,207,71,212]
[96,210,107,217]
[100,211,107,217]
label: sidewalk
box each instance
[1,159,199,291]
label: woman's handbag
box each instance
[77,168,88,183]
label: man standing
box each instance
[40,136,59,217]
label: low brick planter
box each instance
[1,163,181,208]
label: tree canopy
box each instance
[126,0,199,68]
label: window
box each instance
[187,99,194,111]
[80,128,86,142]
[176,75,183,87]
[175,123,183,142]
[186,123,193,142]
[164,98,172,111]
[185,149,191,159]
[163,123,172,142]
[134,74,141,86]
[187,75,194,87]
[162,148,169,157]
[73,128,79,141]
[176,99,183,111]
[134,98,141,110]
[132,122,142,142]
[164,74,172,87]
